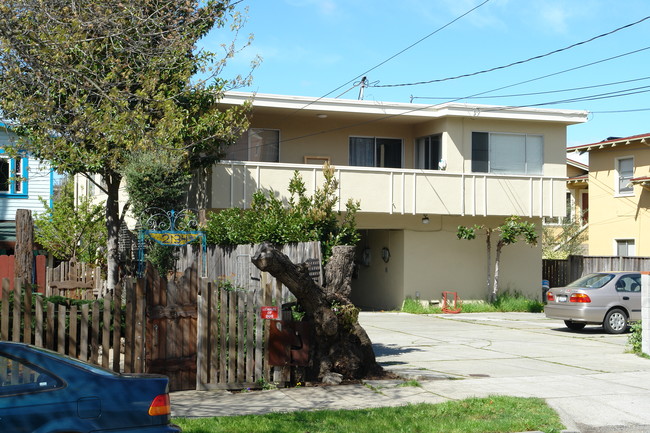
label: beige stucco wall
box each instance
[245,112,569,178]
[351,214,543,310]
[587,144,650,256]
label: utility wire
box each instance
[410,76,650,101]
[285,0,492,114]
[373,15,650,88]
[592,107,650,113]
[234,45,650,152]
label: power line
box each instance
[373,15,650,88]
[410,76,650,101]
[285,0,492,113]
[592,107,650,114]
[445,45,650,103]
[234,45,650,152]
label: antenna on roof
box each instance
[358,76,368,100]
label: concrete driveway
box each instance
[360,312,650,433]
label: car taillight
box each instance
[546,291,555,302]
[570,293,591,303]
[148,394,171,416]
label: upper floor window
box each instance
[225,129,280,163]
[349,137,402,168]
[616,157,634,196]
[472,132,543,175]
[0,153,27,195]
[415,134,441,170]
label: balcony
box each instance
[210,161,567,218]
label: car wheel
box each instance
[564,320,586,331]
[603,308,628,334]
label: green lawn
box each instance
[174,395,564,433]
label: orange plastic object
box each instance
[441,291,462,314]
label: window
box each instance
[349,137,402,168]
[415,134,441,170]
[616,157,634,195]
[614,274,641,292]
[472,132,543,175]
[0,353,61,396]
[225,129,280,162]
[0,153,27,195]
[0,158,8,192]
[616,239,635,256]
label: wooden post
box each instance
[14,209,34,289]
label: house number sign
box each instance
[137,208,207,277]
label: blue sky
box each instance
[203,0,650,148]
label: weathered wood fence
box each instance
[0,242,322,391]
[0,277,146,374]
[46,259,105,299]
[543,255,650,287]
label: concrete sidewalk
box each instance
[171,312,650,433]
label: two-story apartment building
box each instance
[0,123,54,252]
[568,133,650,257]
[203,92,588,309]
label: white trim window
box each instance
[615,156,634,196]
[226,128,280,163]
[615,239,635,256]
[0,153,27,195]
[349,136,402,168]
[472,132,543,175]
[415,134,442,170]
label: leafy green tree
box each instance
[122,149,194,276]
[205,164,361,261]
[0,0,255,289]
[458,216,538,302]
[34,178,107,264]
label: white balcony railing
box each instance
[210,161,567,218]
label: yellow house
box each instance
[542,157,589,257]
[203,92,587,309]
[568,133,650,257]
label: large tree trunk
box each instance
[251,242,384,381]
[105,173,122,291]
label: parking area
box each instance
[172,312,650,433]
[360,312,650,433]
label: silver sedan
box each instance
[544,272,642,334]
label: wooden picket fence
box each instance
[0,242,322,391]
[0,278,146,374]
[46,259,105,299]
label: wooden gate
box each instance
[144,263,198,391]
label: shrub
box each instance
[628,321,643,355]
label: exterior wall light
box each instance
[422,215,430,224]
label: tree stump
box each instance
[251,242,384,381]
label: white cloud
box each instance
[533,1,574,34]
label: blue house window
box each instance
[0,153,27,195]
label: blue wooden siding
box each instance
[0,128,53,221]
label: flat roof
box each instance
[221,91,589,125]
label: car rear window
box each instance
[28,346,120,377]
[0,353,62,396]
[567,273,615,288]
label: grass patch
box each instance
[402,292,544,315]
[397,379,421,387]
[174,396,564,433]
